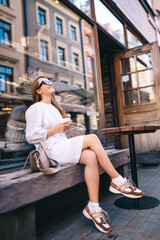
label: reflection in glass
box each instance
[122,73,137,90]
[140,87,155,103]
[38,7,46,25]
[0,20,11,47]
[0,1,100,168]
[121,57,135,74]
[124,90,138,106]
[68,0,91,17]
[138,70,153,87]
[56,17,63,34]
[71,25,76,40]
[136,52,152,71]
[40,40,48,61]
[127,29,142,49]
[0,66,13,92]
[73,53,79,70]
[58,47,65,66]
[94,0,125,46]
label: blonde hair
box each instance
[31,76,65,117]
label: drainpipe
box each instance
[22,0,30,72]
[79,18,87,89]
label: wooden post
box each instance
[0,205,36,240]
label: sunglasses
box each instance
[37,79,53,89]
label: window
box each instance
[73,53,79,70]
[85,35,90,44]
[121,52,155,105]
[61,80,68,84]
[69,0,91,16]
[0,20,11,47]
[0,0,9,7]
[94,0,126,46]
[56,17,63,34]
[75,83,81,88]
[0,66,13,92]
[58,47,65,66]
[87,56,92,69]
[40,40,48,61]
[71,25,76,40]
[89,81,94,89]
[127,29,142,49]
[38,7,46,25]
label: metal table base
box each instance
[114,134,159,210]
[114,196,159,210]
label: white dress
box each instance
[25,102,84,165]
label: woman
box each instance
[26,76,144,233]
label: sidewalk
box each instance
[38,165,160,240]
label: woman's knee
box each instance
[79,149,98,166]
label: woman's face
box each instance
[37,78,55,96]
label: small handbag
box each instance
[29,141,61,174]
[1,141,61,181]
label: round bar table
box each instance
[102,125,160,210]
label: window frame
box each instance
[72,52,79,70]
[0,19,11,47]
[121,51,155,106]
[0,0,9,7]
[40,40,48,61]
[0,65,13,92]
[38,7,46,26]
[85,34,90,44]
[70,25,76,41]
[58,47,65,66]
[56,17,63,35]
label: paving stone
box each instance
[132,230,150,240]
[99,231,118,239]
[124,215,146,232]
[113,219,129,230]
[86,231,103,239]
[118,229,134,238]
[38,165,160,240]
[145,213,159,223]
[147,219,160,240]
[137,221,155,234]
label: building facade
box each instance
[0,0,160,170]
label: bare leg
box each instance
[82,134,119,179]
[79,149,99,203]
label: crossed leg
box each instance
[79,134,120,202]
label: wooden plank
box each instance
[0,149,129,215]
[102,127,120,133]
[0,205,36,240]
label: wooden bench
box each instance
[0,148,129,240]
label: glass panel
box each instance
[68,0,91,17]
[124,90,138,106]
[0,2,100,170]
[0,28,3,44]
[127,29,142,49]
[56,18,63,34]
[138,69,153,87]
[6,68,12,74]
[4,23,10,30]
[94,0,125,46]
[122,73,137,90]
[121,57,135,74]
[71,26,76,40]
[4,32,10,46]
[0,66,5,73]
[140,87,155,103]
[0,74,6,92]
[136,52,152,71]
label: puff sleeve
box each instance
[25,103,47,144]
